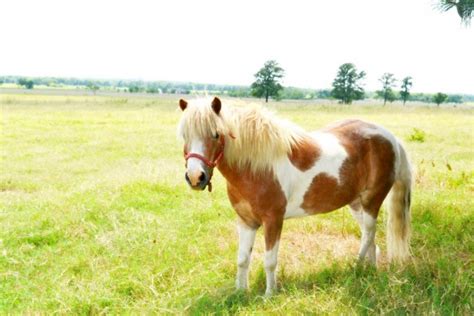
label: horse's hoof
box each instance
[264,289,275,297]
[235,281,248,291]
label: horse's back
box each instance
[320,119,398,150]
[297,119,399,216]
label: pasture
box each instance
[1,93,473,314]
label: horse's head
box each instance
[177,97,226,191]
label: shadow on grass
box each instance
[188,200,473,314]
[189,258,471,315]
[188,269,267,315]
[188,264,380,314]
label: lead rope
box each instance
[208,179,213,192]
[206,147,224,192]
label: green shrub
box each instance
[407,128,426,142]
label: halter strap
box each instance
[184,151,223,168]
[184,136,226,192]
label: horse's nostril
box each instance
[199,173,206,183]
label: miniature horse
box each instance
[177,97,412,296]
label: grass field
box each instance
[1,93,473,314]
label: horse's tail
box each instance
[386,141,412,263]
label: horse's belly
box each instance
[300,172,356,214]
[284,173,355,218]
[284,204,308,219]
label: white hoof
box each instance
[264,285,277,297]
[235,280,248,291]
[264,289,274,297]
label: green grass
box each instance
[1,93,473,314]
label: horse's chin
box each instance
[190,183,208,191]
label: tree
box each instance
[87,82,99,94]
[447,94,463,103]
[18,78,34,89]
[331,63,366,104]
[251,60,284,102]
[317,89,332,99]
[400,76,413,105]
[377,73,397,105]
[437,0,473,25]
[433,92,448,106]
[146,85,159,94]
[128,85,141,93]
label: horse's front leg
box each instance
[236,221,257,290]
[263,216,283,296]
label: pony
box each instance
[177,97,412,296]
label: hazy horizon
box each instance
[1,0,473,94]
[3,74,474,97]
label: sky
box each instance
[1,0,473,94]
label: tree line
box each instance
[1,74,471,105]
[0,76,245,95]
[249,61,471,106]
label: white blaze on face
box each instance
[186,139,206,185]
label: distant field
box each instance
[2,87,474,107]
[1,93,473,314]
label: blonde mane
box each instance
[178,98,305,174]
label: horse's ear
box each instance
[211,97,221,115]
[179,99,188,111]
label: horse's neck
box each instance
[218,151,248,177]
[217,159,242,187]
[217,158,273,187]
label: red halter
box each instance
[183,135,227,192]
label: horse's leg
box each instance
[263,216,283,296]
[358,211,377,264]
[236,221,257,290]
[350,201,377,264]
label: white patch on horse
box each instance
[187,139,206,173]
[274,132,348,219]
[361,124,396,143]
[310,132,348,180]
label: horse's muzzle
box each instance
[185,171,209,191]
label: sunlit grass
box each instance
[1,93,473,313]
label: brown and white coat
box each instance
[178,97,412,296]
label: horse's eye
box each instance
[213,132,219,139]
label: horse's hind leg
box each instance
[350,201,377,264]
